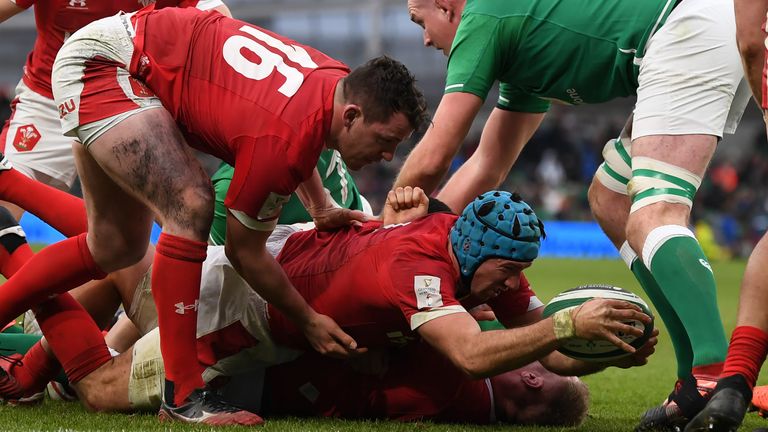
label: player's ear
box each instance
[435,0,457,19]
[343,105,361,129]
[520,371,544,389]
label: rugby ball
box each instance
[542,284,654,362]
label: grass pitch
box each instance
[1,257,767,431]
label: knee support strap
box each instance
[595,135,632,195]
[628,157,701,213]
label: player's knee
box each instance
[171,182,214,240]
[88,230,148,271]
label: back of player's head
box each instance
[450,191,545,284]
[343,56,429,131]
[531,377,589,426]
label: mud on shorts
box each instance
[51,12,163,148]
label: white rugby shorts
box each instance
[632,0,750,139]
[0,80,77,189]
[51,13,162,148]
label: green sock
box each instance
[646,227,727,367]
[628,254,693,378]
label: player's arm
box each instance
[295,168,367,230]
[225,211,364,357]
[504,306,659,376]
[393,92,483,196]
[436,108,544,212]
[0,0,26,23]
[734,0,768,107]
[417,298,648,378]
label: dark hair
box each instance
[343,55,429,132]
[427,197,455,215]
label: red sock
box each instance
[0,169,87,237]
[152,232,207,406]
[0,233,106,326]
[34,294,111,383]
[0,242,33,278]
[720,326,768,388]
[11,342,61,393]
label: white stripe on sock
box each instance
[642,225,695,271]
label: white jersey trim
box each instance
[410,305,466,330]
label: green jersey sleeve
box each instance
[445,14,505,101]
[209,150,364,245]
[497,82,551,113]
[446,13,550,113]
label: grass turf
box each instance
[1,257,766,431]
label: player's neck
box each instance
[325,80,346,151]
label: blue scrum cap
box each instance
[450,191,544,284]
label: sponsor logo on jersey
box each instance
[67,0,87,8]
[566,88,584,105]
[414,275,442,309]
[12,124,40,152]
[174,300,199,315]
[128,77,154,98]
[58,98,76,119]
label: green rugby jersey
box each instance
[446,0,676,112]
[209,149,364,245]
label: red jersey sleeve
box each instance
[224,135,306,231]
[389,244,465,330]
[486,272,543,324]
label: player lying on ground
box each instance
[0,5,429,425]
[0,187,656,421]
[398,1,748,429]
[0,323,591,427]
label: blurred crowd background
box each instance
[1,0,766,259]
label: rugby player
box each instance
[0,0,230,240]
[1,189,654,421]
[0,6,428,424]
[396,1,747,429]
[685,2,768,431]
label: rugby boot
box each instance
[159,381,264,426]
[0,353,44,405]
[684,375,751,432]
[751,385,768,417]
[636,375,717,432]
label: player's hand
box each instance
[381,186,429,226]
[311,207,368,231]
[468,304,497,322]
[608,328,659,369]
[571,299,651,353]
[302,312,368,358]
